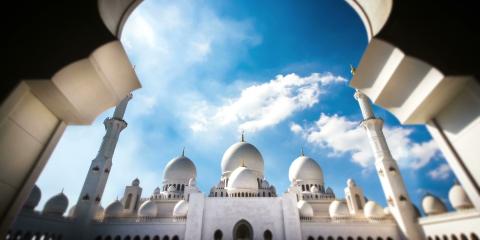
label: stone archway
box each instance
[233,219,253,240]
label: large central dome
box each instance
[221,141,264,176]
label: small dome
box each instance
[67,204,76,217]
[261,179,270,189]
[132,178,140,186]
[422,194,447,216]
[310,185,319,193]
[67,204,103,219]
[326,187,334,195]
[297,200,314,217]
[154,187,161,195]
[164,155,196,182]
[226,166,259,194]
[383,207,391,215]
[347,179,356,187]
[221,142,264,175]
[24,185,41,210]
[43,192,68,216]
[95,205,104,219]
[167,185,177,192]
[449,183,473,210]
[138,200,157,217]
[289,156,323,184]
[173,200,189,217]
[105,200,124,218]
[364,201,386,219]
[329,200,350,218]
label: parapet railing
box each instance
[300,216,395,224]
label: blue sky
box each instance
[36,0,455,214]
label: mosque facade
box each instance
[6,93,479,240]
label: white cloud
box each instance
[292,113,440,169]
[190,73,346,133]
[290,123,303,134]
[428,164,451,180]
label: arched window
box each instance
[105,236,112,240]
[386,238,393,240]
[124,236,131,240]
[460,234,468,240]
[308,237,315,240]
[215,192,217,197]
[472,233,480,240]
[327,237,334,240]
[143,236,150,240]
[214,230,223,240]
[268,192,271,197]
[435,236,440,240]
[24,232,32,240]
[233,219,253,240]
[221,192,223,197]
[357,237,364,240]
[318,237,325,240]
[347,237,354,240]
[181,184,185,191]
[302,185,305,191]
[337,237,344,240]
[153,236,160,240]
[442,236,448,240]
[95,236,102,240]
[264,230,272,240]
[451,235,458,240]
[114,236,121,240]
[172,236,179,240]
[242,192,244,197]
[376,237,383,240]
[367,237,373,240]
[263,192,265,197]
[162,236,169,240]
[133,236,140,240]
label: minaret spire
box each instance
[301,146,305,156]
[113,93,133,119]
[182,147,185,157]
[241,130,245,142]
[352,66,424,239]
[73,93,132,233]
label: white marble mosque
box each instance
[6,91,479,240]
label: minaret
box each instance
[352,66,424,240]
[73,94,132,225]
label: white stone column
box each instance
[355,90,425,239]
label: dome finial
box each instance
[61,188,64,193]
[301,146,305,156]
[350,64,356,76]
[182,147,185,157]
[241,130,245,142]
[241,159,246,167]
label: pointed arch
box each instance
[233,219,253,240]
